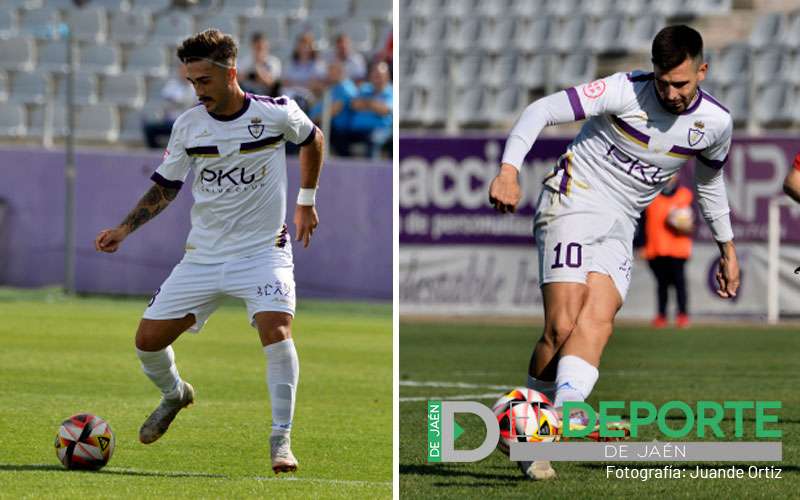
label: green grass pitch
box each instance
[0,289,391,499]
[400,320,800,499]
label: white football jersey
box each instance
[551,71,731,219]
[503,70,734,241]
[153,93,316,263]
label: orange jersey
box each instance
[643,186,693,260]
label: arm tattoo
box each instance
[120,183,179,233]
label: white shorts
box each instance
[143,248,296,333]
[534,189,635,300]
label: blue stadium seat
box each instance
[223,0,264,16]
[9,70,50,105]
[713,43,750,86]
[588,17,626,55]
[266,0,307,19]
[442,0,474,19]
[513,16,552,54]
[37,40,68,72]
[0,7,17,38]
[782,11,800,50]
[76,103,119,141]
[353,0,391,21]
[151,12,194,46]
[451,53,482,87]
[510,0,546,19]
[0,102,26,137]
[65,7,106,43]
[752,47,789,88]
[126,43,169,78]
[720,83,748,127]
[553,52,596,90]
[56,71,98,106]
[406,16,447,53]
[195,13,240,40]
[78,45,121,75]
[334,19,374,53]
[131,0,171,11]
[624,15,665,53]
[101,74,145,108]
[550,15,589,53]
[749,12,785,50]
[109,10,152,45]
[444,17,481,54]
[19,8,61,39]
[515,53,553,91]
[308,0,350,20]
[481,53,517,89]
[480,17,517,54]
[287,18,328,49]
[0,37,35,72]
[242,16,287,46]
[491,85,526,124]
[753,82,792,128]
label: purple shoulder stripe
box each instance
[700,89,730,114]
[697,154,728,170]
[626,72,654,82]
[565,87,585,121]
[251,94,288,106]
[150,172,183,190]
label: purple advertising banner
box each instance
[400,135,800,245]
[0,146,391,300]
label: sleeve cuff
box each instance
[298,126,317,147]
[150,172,183,190]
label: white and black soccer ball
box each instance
[54,413,115,470]
[492,387,560,455]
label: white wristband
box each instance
[297,188,317,206]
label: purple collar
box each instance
[653,83,703,116]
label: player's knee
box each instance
[261,324,292,345]
[544,317,576,349]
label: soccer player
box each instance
[489,25,740,480]
[94,30,324,474]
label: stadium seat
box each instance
[480,17,517,54]
[56,71,98,106]
[721,83,749,127]
[513,16,552,54]
[266,0,307,19]
[145,75,168,102]
[491,85,526,123]
[749,12,785,50]
[151,12,194,46]
[509,0,547,19]
[242,16,287,46]
[0,102,26,137]
[37,40,69,73]
[0,7,18,38]
[554,52,597,90]
[223,0,263,16]
[624,15,665,53]
[333,19,374,53]
[451,53,482,87]
[782,12,800,50]
[695,0,732,15]
[194,13,240,39]
[78,45,121,75]
[308,0,351,19]
[550,15,589,53]
[28,103,67,138]
[713,43,749,86]
[0,71,7,101]
[515,53,553,91]
[589,17,626,55]
[90,0,131,10]
[65,7,106,43]
[19,8,61,39]
[786,52,800,85]
[454,86,492,127]
[353,0,391,21]
[406,53,445,87]
[131,0,171,11]
[76,103,119,141]
[9,70,50,105]
[109,10,152,45]
[0,37,35,72]
[420,84,447,126]
[407,0,437,19]
[545,0,581,18]
[406,16,447,53]
[442,0,474,19]
[118,106,147,143]
[752,48,788,88]
[753,82,792,128]
[481,53,517,89]
[476,0,505,19]
[582,0,621,18]
[126,43,169,78]
[101,74,145,107]
[444,17,481,54]
[45,0,77,10]
[5,0,44,8]
[653,0,690,18]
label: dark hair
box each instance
[251,32,265,44]
[651,25,703,71]
[177,29,238,66]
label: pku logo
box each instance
[606,145,668,186]
[201,167,255,186]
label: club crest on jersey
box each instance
[688,128,705,146]
[248,117,264,139]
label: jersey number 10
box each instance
[551,242,582,269]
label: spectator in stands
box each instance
[327,33,366,82]
[282,32,326,109]
[639,176,695,329]
[345,62,392,158]
[374,31,392,75]
[310,60,357,156]
[238,32,282,97]
[142,64,195,149]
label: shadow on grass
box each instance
[0,464,225,478]
[400,463,521,485]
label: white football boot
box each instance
[139,381,195,444]
[270,434,299,474]
[517,460,557,480]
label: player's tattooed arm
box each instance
[95,182,180,253]
[119,183,180,234]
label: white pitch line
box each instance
[400,380,511,390]
[400,392,503,403]
[102,467,390,487]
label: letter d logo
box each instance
[441,402,499,462]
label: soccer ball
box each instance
[54,413,115,470]
[492,388,560,455]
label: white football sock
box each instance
[264,338,299,437]
[136,346,183,401]
[554,354,598,407]
[526,375,557,402]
